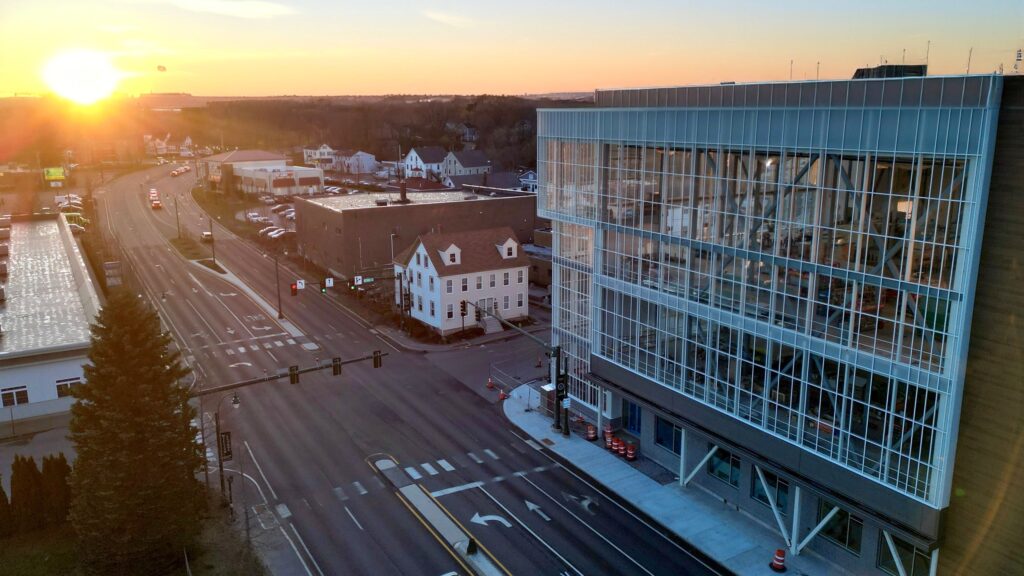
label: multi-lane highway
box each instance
[97,165,725,576]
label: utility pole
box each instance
[209,218,216,264]
[274,253,284,319]
[174,196,181,239]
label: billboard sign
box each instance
[43,167,66,181]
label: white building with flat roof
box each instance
[0,214,101,438]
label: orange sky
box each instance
[1,1,1021,97]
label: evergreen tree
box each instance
[0,474,11,538]
[69,290,204,573]
[42,453,72,526]
[10,455,44,533]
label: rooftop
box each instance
[303,190,489,213]
[202,149,287,163]
[395,226,530,275]
[0,219,98,359]
[409,146,447,164]
[451,149,490,168]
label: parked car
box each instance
[261,196,276,205]
[271,204,292,213]
[258,226,282,237]
[68,223,86,235]
[267,229,288,239]
[151,200,163,209]
[200,232,214,243]
[285,212,296,221]
[59,204,84,213]
[245,212,262,222]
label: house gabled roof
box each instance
[409,146,447,164]
[446,171,521,190]
[202,149,287,163]
[394,227,529,275]
[451,149,490,168]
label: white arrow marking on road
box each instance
[228,362,252,368]
[219,292,237,297]
[471,512,512,528]
[192,287,199,293]
[562,492,599,515]
[226,327,235,335]
[251,326,273,331]
[525,500,551,522]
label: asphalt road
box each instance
[97,166,725,576]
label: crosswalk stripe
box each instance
[274,341,284,347]
[333,486,348,501]
[237,346,246,353]
[405,467,423,480]
[484,448,500,460]
[263,343,273,349]
[438,459,455,472]
[286,338,296,345]
[225,349,235,356]
[249,344,259,351]
[467,452,484,464]
[421,463,438,476]
[352,481,368,495]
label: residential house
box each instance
[303,144,336,169]
[518,170,538,192]
[403,146,448,180]
[393,227,530,336]
[337,150,379,175]
[442,149,491,177]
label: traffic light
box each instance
[372,350,382,369]
[290,283,298,296]
[460,300,467,317]
[332,357,342,376]
[289,365,299,385]
[475,307,483,322]
[321,279,327,294]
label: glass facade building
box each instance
[538,74,1009,574]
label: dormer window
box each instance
[506,246,513,257]
[449,252,456,263]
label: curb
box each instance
[499,392,734,576]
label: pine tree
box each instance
[69,290,204,573]
[0,474,12,538]
[42,453,72,525]
[10,455,44,533]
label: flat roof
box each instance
[0,219,95,359]
[303,191,488,213]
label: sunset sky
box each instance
[1,0,1021,97]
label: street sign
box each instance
[561,398,571,410]
[354,275,363,286]
[218,431,233,462]
[325,277,334,288]
[296,279,306,290]
[363,277,375,284]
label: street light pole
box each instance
[274,252,284,319]
[174,196,181,239]
[209,218,216,264]
[213,392,239,504]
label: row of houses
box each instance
[302,145,379,175]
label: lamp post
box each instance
[209,217,216,264]
[213,392,240,504]
[264,251,285,319]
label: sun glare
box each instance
[42,50,121,105]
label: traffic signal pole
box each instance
[466,301,569,436]
[191,351,388,399]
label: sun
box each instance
[42,50,121,105]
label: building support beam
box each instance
[883,530,909,576]
[789,485,802,556]
[682,445,718,487]
[929,547,940,576]
[754,465,791,549]
[795,505,839,555]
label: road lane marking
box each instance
[275,341,284,347]
[505,429,721,574]
[244,441,278,501]
[438,459,455,472]
[405,467,423,480]
[526,439,543,451]
[263,342,273,349]
[237,346,246,353]
[276,503,291,520]
[333,486,348,501]
[344,506,364,531]
[277,526,314,576]
[249,344,259,351]
[431,481,484,498]
[185,299,222,343]
[421,463,439,476]
[290,524,326,576]
[478,486,583,576]
[352,481,368,495]
[484,449,500,460]
[393,484,475,576]
[467,452,484,464]
[286,338,296,345]
[225,349,235,356]
[522,476,655,576]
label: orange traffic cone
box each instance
[486,377,495,390]
[769,548,787,572]
[498,389,509,401]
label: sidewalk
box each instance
[372,321,551,353]
[503,385,842,576]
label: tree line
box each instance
[0,453,72,537]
